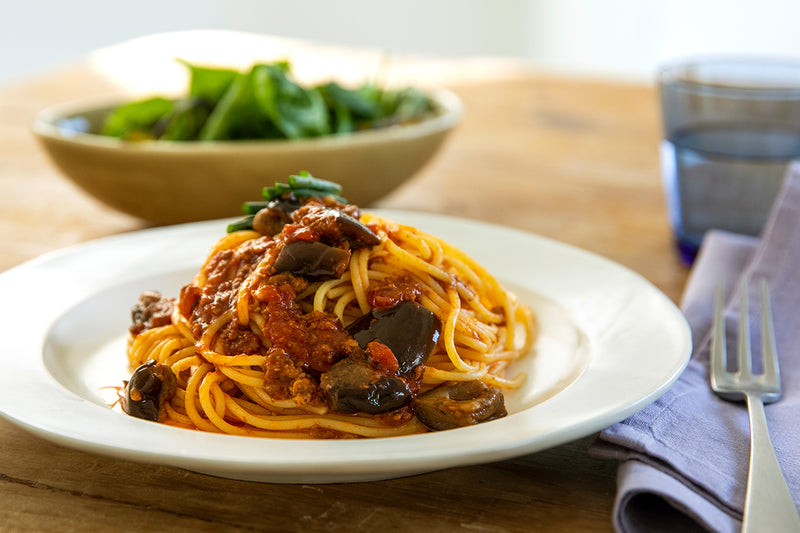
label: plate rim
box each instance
[0,210,691,482]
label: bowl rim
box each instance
[32,87,463,153]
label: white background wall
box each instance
[5,0,800,85]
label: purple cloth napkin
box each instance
[590,161,800,533]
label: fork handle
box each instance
[742,392,800,532]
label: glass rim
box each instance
[657,54,800,97]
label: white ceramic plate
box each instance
[0,210,691,483]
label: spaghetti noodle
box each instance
[121,180,535,439]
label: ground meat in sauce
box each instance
[130,291,174,336]
[373,405,416,427]
[218,321,263,355]
[257,282,362,373]
[266,272,309,295]
[263,348,322,406]
[286,203,378,248]
[186,201,366,346]
[366,276,422,309]
[190,279,237,339]
[189,236,275,339]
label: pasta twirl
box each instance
[120,181,535,439]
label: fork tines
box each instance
[710,278,782,403]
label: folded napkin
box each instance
[590,161,800,533]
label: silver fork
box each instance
[710,278,800,532]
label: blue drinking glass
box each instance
[658,56,800,263]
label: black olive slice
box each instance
[121,360,177,422]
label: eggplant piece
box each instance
[347,301,440,375]
[272,241,351,279]
[121,360,177,422]
[413,381,507,431]
[334,210,380,248]
[320,356,411,414]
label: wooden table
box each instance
[0,50,690,532]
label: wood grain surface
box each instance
[0,56,690,532]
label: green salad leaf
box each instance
[101,97,174,140]
[156,98,213,140]
[99,60,436,142]
[198,68,279,140]
[178,59,239,102]
[320,82,382,120]
[253,63,330,139]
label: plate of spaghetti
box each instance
[0,175,691,483]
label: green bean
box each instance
[287,173,343,194]
[226,215,255,233]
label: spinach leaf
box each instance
[178,59,239,103]
[319,82,382,120]
[156,98,214,141]
[253,64,330,139]
[329,101,354,134]
[99,59,436,142]
[198,68,279,141]
[387,87,434,121]
[101,97,174,139]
